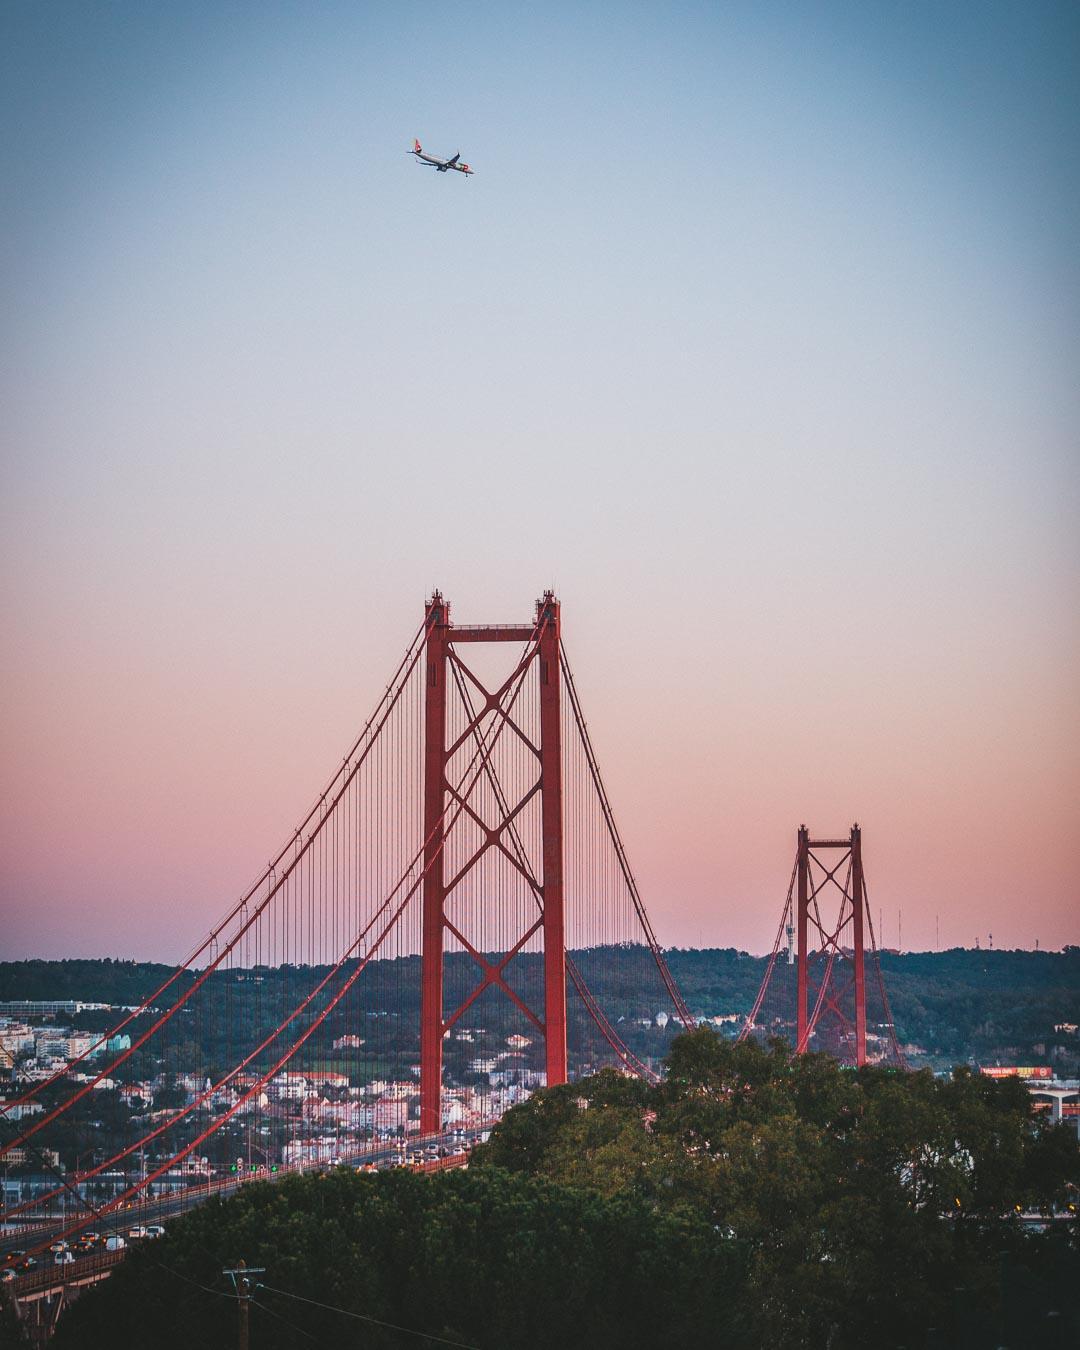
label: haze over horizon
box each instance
[2,1,1077,963]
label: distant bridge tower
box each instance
[740,823,904,1067]
[795,824,868,1065]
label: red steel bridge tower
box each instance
[741,824,904,1067]
[420,590,567,1133]
[795,824,867,1064]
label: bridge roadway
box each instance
[4,1127,481,1313]
[6,1145,475,1344]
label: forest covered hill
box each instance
[1,946,1076,1070]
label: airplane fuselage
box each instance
[409,140,473,175]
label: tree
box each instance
[52,1167,744,1350]
[0,1288,30,1350]
[474,1031,1080,1348]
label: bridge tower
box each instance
[420,591,566,1134]
[795,823,868,1065]
[739,822,903,1067]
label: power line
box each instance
[258,1282,481,1349]
[250,1298,319,1343]
[157,1259,235,1304]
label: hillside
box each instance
[2,947,1076,1070]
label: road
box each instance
[3,1126,484,1273]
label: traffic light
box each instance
[270,1164,279,1173]
[249,1163,257,1173]
[229,1164,238,1173]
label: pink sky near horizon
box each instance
[3,570,1076,962]
[1,3,1078,963]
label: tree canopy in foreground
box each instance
[46,1034,1078,1350]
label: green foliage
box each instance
[52,1167,743,1350]
[474,1031,1080,1348]
[0,960,188,1007]
[664,945,1080,1067]
[4,945,1078,1073]
[43,1032,1080,1349]
[0,1288,30,1350]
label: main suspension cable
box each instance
[2,621,429,1155]
[6,621,551,1240]
[559,641,694,1028]
[0,619,429,1126]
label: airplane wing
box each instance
[409,142,471,174]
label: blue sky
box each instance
[1,2,1077,958]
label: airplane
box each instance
[408,139,474,176]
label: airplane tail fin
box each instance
[413,138,422,154]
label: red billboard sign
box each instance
[979,1066,1053,1080]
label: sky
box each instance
[1,1,1077,962]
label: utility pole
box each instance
[223,1259,265,1350]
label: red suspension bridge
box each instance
[1,592,902,1271]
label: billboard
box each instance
[979,1066,1053,1080]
